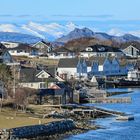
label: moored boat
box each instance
[116,115,134,121]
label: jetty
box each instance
[64,105,134,121]
[88,97,131,103]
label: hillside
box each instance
[63,37,119,52]
[0,32,42,44]
[56,28,140,44]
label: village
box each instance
[0,40,139,139]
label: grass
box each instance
[0,108,61,129]
[13,56,59,66]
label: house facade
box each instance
[48,47,75,59]
[0,43,13,63]
[19,67,64,89]
[8,44,39,57]
[90,57,133,76]
[122,45,140,58]
[32,41,52,55]
[80,45,125,58]
[57,58,91,79]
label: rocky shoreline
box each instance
[0,104,124,140]
[0,119,100,140]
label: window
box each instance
[40,83,46,89]
[86,47,93,51]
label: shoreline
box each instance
[1,119,100,140]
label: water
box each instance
[63,88,140,140]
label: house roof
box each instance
[8,43,38,51]
[0,49,9,56]
[53,47,74,53]
[20,67,55,83]
[32,40,51,47]
[0,43,6,50]
[89,56,106,65]
[58,58,91,68]
[20,65,61,83]
[81,45,122,53]
[0,43,11,57]
[90,56,127,66]
[120,42,140,51]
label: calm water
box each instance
[63,88,140,140]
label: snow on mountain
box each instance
[0,22,79,41]
[0,32,42,44]
[0,22,140,44]
[56,27,140,43]
[56,27,95,43]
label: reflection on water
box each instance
[63,88,140,140]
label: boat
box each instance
[106,69,140,87]
[116,115,134,121]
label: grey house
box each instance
[122,44,140,58]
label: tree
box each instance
[0,64,12,96]
[14,87,37,111]
[0,64,12,111]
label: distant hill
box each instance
[56,28,140,44]
[0,32,42,44]
[63,37,140,52]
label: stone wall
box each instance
[10,120,76,139]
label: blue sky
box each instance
[0,0,140,38]
[0,0,140,20]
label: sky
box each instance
[0,0,140,39]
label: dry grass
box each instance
[0,108,61,129]
[13,56,59,66]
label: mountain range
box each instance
[56,27,140,43]
[0,32,42,44]
[0,25,140,45]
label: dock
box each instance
[70,105,134,121]
[88,97,131,103]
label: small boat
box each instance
[116,115,134,121]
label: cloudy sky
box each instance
[0,0,140,39]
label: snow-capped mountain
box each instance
[0,22,140,44]
[56,27,140,43]
[0,32,42,44]
[0,22,78,42]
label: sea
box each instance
[63,88,140,140]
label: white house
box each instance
[122,45,140,58]
[57,58,91,79]
[19,67,64,89]
[48,47,76,59]
[8,43,39,57]
[80,45,124,58]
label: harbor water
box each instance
[63,88,140,140]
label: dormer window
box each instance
[98,47,105,51]
[86,47,93,51]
